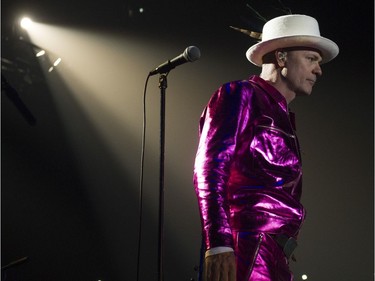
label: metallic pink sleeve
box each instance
[193,81,251,250]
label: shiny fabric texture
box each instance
[234,232,293,281]
[193,76,306,280]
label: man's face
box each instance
[281,49,323,96]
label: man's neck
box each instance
[259,71,296,104]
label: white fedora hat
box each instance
[246,14,339,66]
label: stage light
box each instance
[36,50,46,57]
[53,58,62,66]
[302,274,308,280]
[20,17,33,30]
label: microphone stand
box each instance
[157,73,168,281]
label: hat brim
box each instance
[246,35,339,66]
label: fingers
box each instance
[204,252,236,281]
[228,258,236,281]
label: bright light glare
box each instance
[20,17,33,30]
[302,274,308,280]
[53,58,62,66]
[36,50,46,57]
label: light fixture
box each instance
[53,58,62,66]
[36,50,46,57]
[20,17,33,30]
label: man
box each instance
[193,15,339,281]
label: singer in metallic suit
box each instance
[193,15,338,281]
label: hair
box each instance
[262,51,278,64]
[262,46,323,65]
[262,49,286,64]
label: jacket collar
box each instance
[249,75,297,130]
[249,75,288,113]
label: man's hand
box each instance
[204,251,236,281]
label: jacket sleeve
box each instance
[193,81,251,250]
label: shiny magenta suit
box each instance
[194,76,306,281]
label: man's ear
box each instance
[276,50,287,67]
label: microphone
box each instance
[149,46,201,76]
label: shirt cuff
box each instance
[205,246,234,258]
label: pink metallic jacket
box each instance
[194,76,306,251]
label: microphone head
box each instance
[183,46,201,62]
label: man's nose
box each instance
[314,64,322,76]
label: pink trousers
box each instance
[234,232,293,281]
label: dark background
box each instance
[2,1,373,280]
